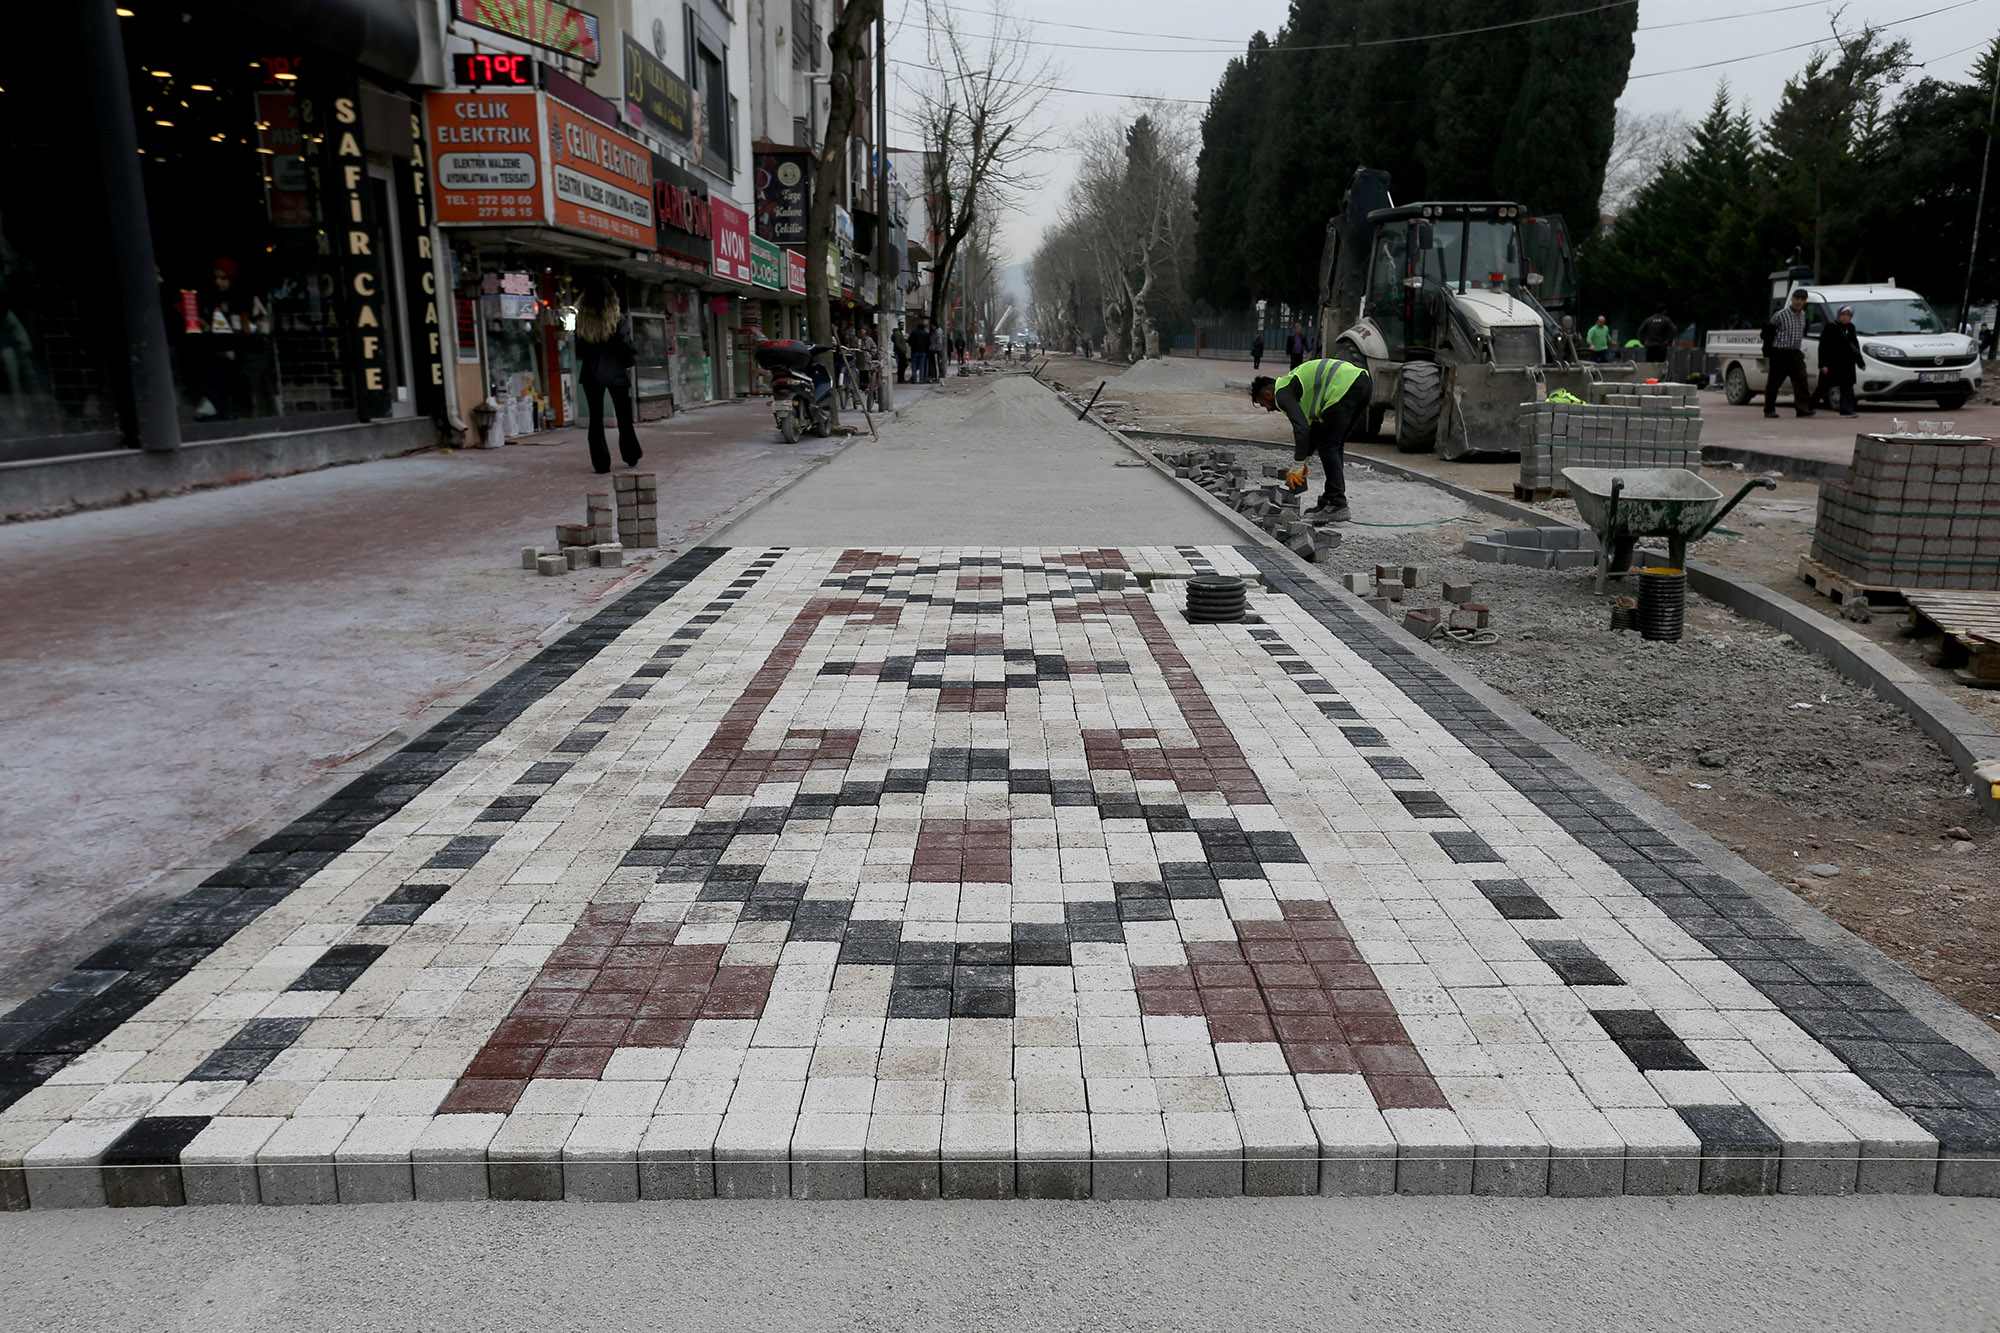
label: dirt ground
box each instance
[1041,356,2000,1032]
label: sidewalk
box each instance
[1698,395,1997,471]
[0,400,834,1000]
[0,373,1996,1228]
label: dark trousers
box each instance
[583,381,642,472]
[1763,348,1810,414]
[1307,374,1372,505]
[1251,350,1263,369]
[1818,374,1856,414]
[1288,351,1304,369]
[895,350,909,383]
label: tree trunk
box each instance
[807,1,881,359]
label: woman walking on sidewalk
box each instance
[573,278,644,474]
[1817,304,1867,417]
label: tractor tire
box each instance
[1394,361,1442,453]
[1937,390,1970,411]
[1334,339,1368,366]
[1724,363,1751,406]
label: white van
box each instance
[1706,281,1980,410]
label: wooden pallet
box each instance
[1512,483,1567,502]
[1903,590,2000,685]
[1796,554,1908,607]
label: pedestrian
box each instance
[892,323,910,384]
[1637,304,1676,364]
[1286,322,1306,370]
[572,277,643,474]
[1817,303,1866,417]
[1760,288,1815,419]
[1249,356,1372,524]
[1980,324,1994,360]
[1586,315,1611,363]
[929,323,946,381]
[1083,337,1093,358]
[952,330,966,364]
[1250,332,1265,370]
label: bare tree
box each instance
[806,0,882,351]
[1028,217,1097,352]
[1600,107,1690,218]
[1061,104,1196,360]
[908,0,1058,334]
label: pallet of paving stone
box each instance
[1796,554,1907,608]
[1902,590,2000,681]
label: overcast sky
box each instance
[883,0,1999,275]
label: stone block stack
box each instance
[1518,382,1703,494]
[1809,433,2000,590]
[613,472,660,548]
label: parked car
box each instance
[1707,278,1980,410]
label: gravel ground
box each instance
[1174,438,2000,1030]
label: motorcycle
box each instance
[754,340,834,443]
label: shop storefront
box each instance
[425,80,657,432]
[646,157,718,415]
[6,4,444,470]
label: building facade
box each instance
[6,0,887,504]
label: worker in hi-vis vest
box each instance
[1250,357,1373,523]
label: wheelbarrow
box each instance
[1560,466,1778,593]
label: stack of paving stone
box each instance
[1518,381,1703,495]
[613,472,661,548]
[1463,526,1600,569]
[1809,432,2000,589]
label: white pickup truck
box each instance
[1706,282,1980,410]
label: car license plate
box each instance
[1916,371,1961,383]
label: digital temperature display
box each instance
[452,52,538,88]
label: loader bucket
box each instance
[1434,363,1642,461]
[1436,364,1541,461]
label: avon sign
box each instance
[710,197,752,284]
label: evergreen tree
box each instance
[1189,0,1639,311]
[1191,33,1270,309]
[1579,89,1778,332]
[1766,26,1912,281]
[1417,0,1532,200]
[1243,1,1357,310]
[1492,0,1640,234]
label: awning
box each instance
[219,0,421,83]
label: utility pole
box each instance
[874,9,894,409]
[1960,45,2000,336]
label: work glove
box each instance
[1285,462,1309,493]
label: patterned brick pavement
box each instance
[2,545,1997,1205]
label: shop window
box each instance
[0,40,120,450]
[687,11,732,178]
[119,12,430,431]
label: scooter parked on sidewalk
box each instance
[755,340,835,442]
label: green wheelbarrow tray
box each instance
[1559,466,1777,592]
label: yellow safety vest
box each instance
[1275,358,1364,422]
